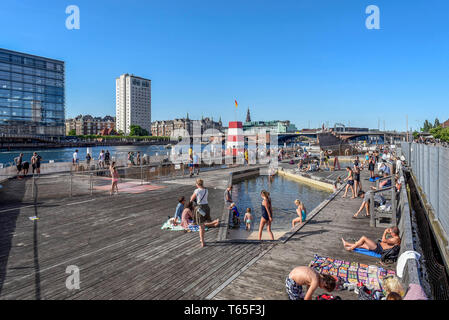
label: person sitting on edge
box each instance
[244,208,252,231]
[181,201,194,231]
[333,176,342,192]
[292,199,307,227]
[174,196,185,224]
[286,266,337,300]
[341,227,401,255]
[230,203,241,227]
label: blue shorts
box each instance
[285,277,304,300]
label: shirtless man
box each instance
[285,266,336,300]
[341,227,401,255]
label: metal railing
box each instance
[400,142,449,239]
[0,162,231,203]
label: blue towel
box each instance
[353,248,382,258]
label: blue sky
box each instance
[1,0,448,131]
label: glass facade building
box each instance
[0,48,65,136]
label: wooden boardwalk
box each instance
[213,170,390,300]
[0,165,391,300]
[0,166,272,300]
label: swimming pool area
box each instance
[228,173,332,239]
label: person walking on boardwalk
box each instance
[73,149,79,171]
[193,152,200,175]
[258,190,274,241]
[190,179,211,248]
[353,163,362,196]
[31,152,42,175]
[368,155,375,179]
[341,167,356,199]
[109,161,119,195]
[14,153,23,176]
[86,152,92,169]
[286,266,336,300]
[105,150,110,166]
[98,150,105,169]
[292,199,307,227]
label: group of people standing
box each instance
[73,149,111,170]
[172,178,219,247]
[14,152,42,177]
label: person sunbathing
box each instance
[286,266,336,300]
[341,227,401,255]
[370,172,392,190]
[352,190,385,218]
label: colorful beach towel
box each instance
[308,255,396,291]
[161,219,208,232]
[161,219,185,231]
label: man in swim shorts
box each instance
[286,266,336,300]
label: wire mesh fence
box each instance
[400,142,449,248]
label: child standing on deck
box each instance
[244,208,252,231]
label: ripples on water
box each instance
[233,175,332,231]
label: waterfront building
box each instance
[243,120,297,135]
[332,123,371,133]
[442,119,449,128]
[65,114,116,136]
[116,74,151,135]
[151,115,223,138]
[0,48,65,136]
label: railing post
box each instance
[90,173,93,196]
[141,165,143,185]
[31,174,34,201]
[392,186,397,227]
[70,173,73,198]
[370,192,375,227]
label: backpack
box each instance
[381,245,400,263]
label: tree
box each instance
[421,120,433,132]
[129,125,149,136]
[434,118,441,128]
[68,129,77,136]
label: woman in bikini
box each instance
[342,167,356,199]
[258,190,274,241]
[110,161,119,195]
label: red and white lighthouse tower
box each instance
[226,121,244,156]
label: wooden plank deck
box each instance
[0,166,271,300]
[213,170,393,300]
[0,164,392,300]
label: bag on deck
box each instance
[381,245,401,263]
[358,286,376,300]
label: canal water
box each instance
[229,174,332,239]
[0,145,170,166]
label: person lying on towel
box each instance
[341,227,401,255]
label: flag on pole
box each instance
[234,100,238,108]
